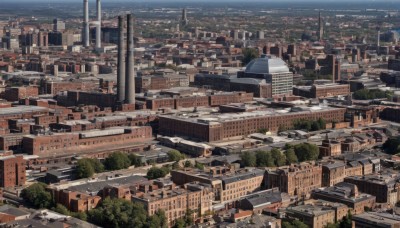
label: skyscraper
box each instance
[53,19,65,32]
[181,8,188,26]
[318,11,324,41]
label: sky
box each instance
[4,0,400,2]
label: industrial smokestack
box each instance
[125,14,135,104]
[117,16,126,102]
[96,0,101,49]
[83,0,89,47]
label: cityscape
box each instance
[0,0,400,227]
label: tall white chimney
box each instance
[96,0,101,49]
[83,0,89,47]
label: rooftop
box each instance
[245,55,290,74]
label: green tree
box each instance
[129,154,144,167]
[325,223,339,228]
[282,221,294,228]
[242,48,259,65]
[88,198,147,228]
[291,220,309,228]
[256,150,274,167]
[147,209,167,228]
[195,162,205,170]
[173,218,186,228]
[72,211,88,221]
[21,183,52,209]
[240,151,257,167]
[285,148,298,164]
[147,167,169,180]
[167,150,185,162]
[294,143,319,162]
[104,152,131,171]
[270,149,286,167]
[184,160,192,168]
[53,204,70,216]
[382,137,400,154]
[76,159,95,179]
[339,211,352,228]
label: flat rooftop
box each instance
[0,106,48,116]
[160,106,345,125]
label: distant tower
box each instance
[96,0,102,49]
[82,0,102,48]
[318,11,324,41]
[181,8,188,26]
[125,14,135,105]
[53,19,65,32]
[376,26,381,55]
[233,30,239,40]
[83,0,90,47]
[242,30,246,41]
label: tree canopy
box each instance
[147,166,170,180]
[293,143,319,162]
[167,150,185,162]
[353,89,393,100]
[104,152,131,171]
[282,220,308,228]
[382,137,400,155]
[76,158,104,179]
[242,48,259,65]
[241,149,290,168]
[88,198,167,228]
[21,183,52,209]
[128,154,144,167]
[293,118,326,131]
[240,151,257,167]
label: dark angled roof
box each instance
[221,169,264,185]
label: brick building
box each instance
[319,137,342,158]
[265,162,322,197]
[0,155,26,188]
[43,81,98,95]
[312,182,376,215]
[52,189,101,212]
[159,106,346,142]
[3,86,39,102]
[133,182,214,226]
[344,173,400,205]
[321,162,346,187]
[22,126,152,156]
[285,203,346,228]
[293,83,350,98]
[171,167,264,203]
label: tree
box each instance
[21,183,52,209]
[291,220,309,228]
[242,48,259,65]
[129,154,144,167]
[76,159,95,179]
[382,137,400,155]
[256,150,274,167]
[147,210,167,228]
[173,218,186,228]
[53,204,70,216]
[240,151,257,167]
[88,198,147,228]
[147,167,169,180]
[104,152,131,171]
[184,160,192,168]
[195,162,205,170]
[270,149,286,167]
[167,150,185,162]
[339,211,352,228]
[294,143,319,162]
[72,211,87,221]
[285,148,298,164]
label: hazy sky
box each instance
[4,0,400,2]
